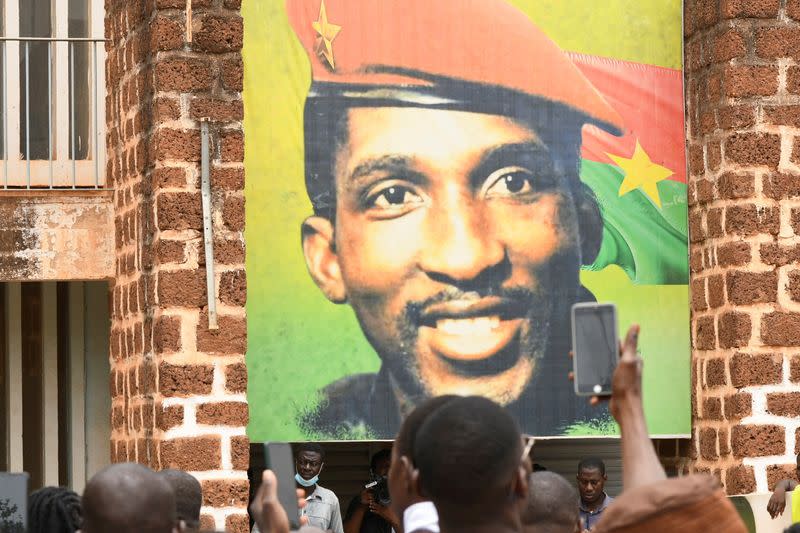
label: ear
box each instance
[574,181,603,265]
[513,465,529,501]
[410,466,426,499]
[302,216,347,303]
[399,455,415,493]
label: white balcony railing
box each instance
[0,36,106,189]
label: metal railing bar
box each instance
[92,42,98,188]
[48,42,52,188]
[70,41,75,189]
[3,42,7,190]
[24,41,30,189]
[0,37,107,42]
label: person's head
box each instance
[522,472,581,533]
[413,396,528,528]
[79,463,177,533]
[388,395,459,517]
[291,0,617,409]
[28,486,82,533]
[576,458,607,505]
[370,448,392,478]
[296,442,325,482]
[157,470,202,532]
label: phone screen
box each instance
[263,443,300,529]
[571,303,618,396]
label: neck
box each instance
[437,504,519,533]
[582,493,605,511]
[298,482,317,493]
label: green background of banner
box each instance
[243,0,689,440]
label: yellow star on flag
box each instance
[607,140,674,208]
[312,0,341,70]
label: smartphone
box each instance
[263,443,300,529]
[0,472,28,532]
[571,302,618,396]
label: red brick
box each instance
[151,15,184,51]
[226,514,249,533]
[722,0,779,17]
[764,172,800,199]
[221,57,244,92]
[707,142,722,171]
[790,0,800,20]
[154,315,181,353]
[726,465,756,495]
[718,312,751,348]
[153,167,187,188]
[788,270,800,302]
[725,133,781,168]
[718,105,756,129]
[717,242,751,267]
[211,166,244,190]
[190,97,244,122]
[707,208,724,238]
[766,392,800,417]
[220,269,246,306]
[756,26,800,59]
[157,192,202,231]
[700,427,718,459]
[214,239,245,264]
[202,479,249,508]
[696,179,714,204]
[196,401,249,426]
[725,204,779,236]
[154,96,181,122]
[712,28,747,62]
[197,313,246,354]
[223,195,245,231]
[156,239,186,264]
[703,397,723,420]
[200,515,215,532]
[725,65,779,98]
[688,144,704,177]
[718,172,755,199]
[726,270,777,305]
[730,352,782,387]
[760,243,800,266]
[192,14,243,53]
[219,130,244,162]
[231,435,250,470]
[692,278,707,311]
[791,356,800,382]
[159,362,214,396]
[789,66,800,95]
[762,312,800,346]
[708,274,725,307]
[705,357,727,387]
[694,0,720,28]
[731,425,785,457]
[153,129,201,162]
[767,464,798,491]
[155,58,213,92]
[158,269,207,307]
[157,404,184,430]
[695,316,716,350]
[793,208,800,235]
[225,362,247,393]
[161,436,221,471]
[725,392,752,419]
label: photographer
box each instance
[344,450,401,533]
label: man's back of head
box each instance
[522,472,580,533]
[81,463,176,533]
[157,469,202,531]
[413,396,525,529]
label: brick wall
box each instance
[685,0,800,494]
[106,0,248,529]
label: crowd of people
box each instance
[16,325,800,532]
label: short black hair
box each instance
[414,396,522,507]
[28,486,82,533]
[394,395,460,460]
[784,525,800,533]
[523,471,579,528]
[157,469,202,528]
[578,457,606,476]
[296,442,325,461]
[370,449,392,472]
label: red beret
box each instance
[286,0,623,133]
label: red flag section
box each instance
[569,52,687,184]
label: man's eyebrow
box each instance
[470,141,555,186]
[348,154,417,183]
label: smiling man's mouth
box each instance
[417,297,526,362]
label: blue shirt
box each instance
[580,493,613,531]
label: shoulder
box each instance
[315,484,340,504]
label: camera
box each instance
[365,475,391,506]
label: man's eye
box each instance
[483,168,535,198]
[369,186,422,208]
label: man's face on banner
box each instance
[302,106,582,405]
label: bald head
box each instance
[522,472,580,533]
[81,463,176,533]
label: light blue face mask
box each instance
[295,472,319,487]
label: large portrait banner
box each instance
[244,0,690,440]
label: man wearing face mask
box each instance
[254,443,344,533]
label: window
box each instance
[2,282,110,492]
[0,0,106,188]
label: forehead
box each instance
[577,468,603,479]
[340,106,542,171]
[297,450,322,461]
